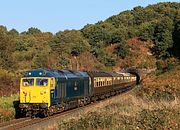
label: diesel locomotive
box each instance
[19,69,138,117]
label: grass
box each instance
[57,91,180,130]
[0,94,19,122]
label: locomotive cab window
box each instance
[36,78,48,86]
[22,78,34,86]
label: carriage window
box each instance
[36,78,48,86]
[22,78,34,86]
[96,82,98,87]
[100,81,102,86]
[103,81,105,86]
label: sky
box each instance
[0,0,179,33]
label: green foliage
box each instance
[0,25,7,34]
[15,35,36,51]
[50,30,90,57]
[82,22,114,45]
[156,60,163,75]
[173,19,180,58]
[0,33,16,70]
[58,57,69,69]
[90,46,115,67]
[110,27,127,43]
[25,27,41,35]
[114,41,129,58]
[153,17,174,57]
[139,22,155,41]
[167,62,174,71]
[104,55,115,67]
[107,10,134,27]
[8,29,19,36]
[133,6,145,25]
[155,60,176,75]
[71,42,87,56]
[32,42,52,69]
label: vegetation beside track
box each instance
[57,89,179,130]
[0,95,19,123]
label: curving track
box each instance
[0,85,135,130]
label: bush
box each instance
[59,111,114,130]
[0,95,19,122]
[137,109,165,129]
[137,108,179,130]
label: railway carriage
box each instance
[87,72,113,96]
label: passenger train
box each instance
[19,69,138,117]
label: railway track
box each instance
[0,85,135,130]
[0,117,31,130]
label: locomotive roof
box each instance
[23,69,89,79]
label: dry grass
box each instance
[53,89,180,130]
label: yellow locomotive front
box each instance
[19,69,56,117]
[20,77,50,106]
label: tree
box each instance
[114,41,129,58]
[50,30,90,57]
[153,17,174,57]
[8,29,19,36]
[109,28,127,44]
[0,33,16,69]
[82,22,114,46]
[139,22,155,41]
[133,6,145,25]
[106,10,134,27]
[25,27,41,35]
[32,42,52,69]
[172,19,180,58]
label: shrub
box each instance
[137,108,180,130]
[0,95,19,122]
[59,111,114,130]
